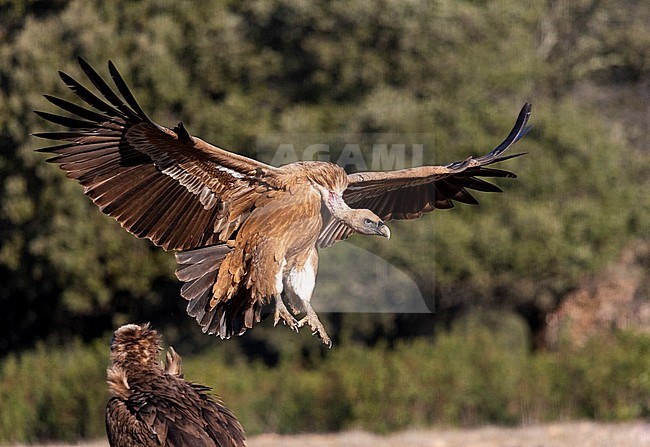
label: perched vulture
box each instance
[105,323,246,447]
[35,58,531,346]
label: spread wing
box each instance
[35,57,282,251]
[317,103,532,248]
[106,380,246,447]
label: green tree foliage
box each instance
[0,0,648,373]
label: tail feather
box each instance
[174,244,267,339]
[186,283,211,322]
[180,272,217,302]
[175,244,230,331]
[176,244,232,281]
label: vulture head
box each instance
[347,209,391,239]
[110,323,162,371]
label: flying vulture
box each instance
[106,323,246,447]
[35,58,531,346]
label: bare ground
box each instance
[18,421,650,447]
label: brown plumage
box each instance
[105,323,246,447]
[35,58,531,346]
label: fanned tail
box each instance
[175,244,265,338]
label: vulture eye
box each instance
[364,218,373,225]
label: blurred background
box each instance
[0,0,649,443]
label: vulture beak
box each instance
[378,222,391,239]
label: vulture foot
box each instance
[274,297,299,331]
[298,307,332,347]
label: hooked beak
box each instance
[377,222,391,240]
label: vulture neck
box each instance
[324,191,357,224]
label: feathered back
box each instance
[106,324,246,447]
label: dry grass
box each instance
[17,421,650,447]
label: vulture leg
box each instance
[273,295,299,331]
[297,303,331,348]
[282,288,304,316]
[282,249,331,344]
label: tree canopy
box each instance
[0,0,648,358]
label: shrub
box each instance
[2,319,649,442]
[0,339,108,443]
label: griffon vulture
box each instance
[35,58,531,346]
[106,323,246,447]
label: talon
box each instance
[274,297,299,331]
[298,314,332,347]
